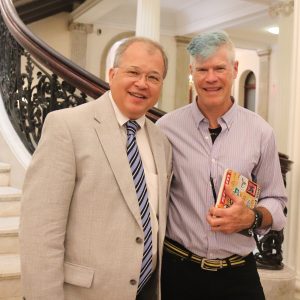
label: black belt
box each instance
[164,238,246,271]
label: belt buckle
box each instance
[200,258,219,271]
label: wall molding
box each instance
[269,0,294,17]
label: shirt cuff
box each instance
[257,199,286,232]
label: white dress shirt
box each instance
[109,92,159,268]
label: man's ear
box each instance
[108,68,116,83]
[233,61,239,79]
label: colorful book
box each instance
[216,169,260,209]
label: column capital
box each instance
[257,49,271,57]
[175,36,191,45]
[269,0,294,17]
[68,22,93,34]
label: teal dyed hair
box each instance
[187,30,235,63]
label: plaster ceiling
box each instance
[72,0,283,49]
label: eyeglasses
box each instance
[117,67,163,85]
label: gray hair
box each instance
[113,36,168,78]
[187,30,236,63]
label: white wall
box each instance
[268,44,280,135]
[28,12,71,59]
[158,35,177,112]
[86,25,123,78]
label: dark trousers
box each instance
[161,247,265,300]
[136,273,156,300]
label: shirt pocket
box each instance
[64,261,95,288]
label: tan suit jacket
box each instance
[20,92,172,300]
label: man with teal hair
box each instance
[157,30,287,300]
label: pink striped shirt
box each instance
[157,100,287,259]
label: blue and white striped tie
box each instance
[126,120,152,293]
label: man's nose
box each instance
[135,74,148,87]
[205,69,217,82]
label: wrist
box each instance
[248,208,263,234]
[239,208,263,237]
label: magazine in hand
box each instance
[216,169,260,209]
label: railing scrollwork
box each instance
[0,13,89,153]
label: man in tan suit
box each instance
[20,37,172,300]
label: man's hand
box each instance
[207,184,255,234]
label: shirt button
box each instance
[130,279,137,285]
[136,237,143,244]
[205,136,209,139]
[212,158,216,163]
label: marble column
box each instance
[256,49,271,121]
[68,22,93,69]
[283,0,300,298]
[135,0,160,41]
[268,0,293,154]
[135,0,161,107]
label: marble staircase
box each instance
[0,162,22,300]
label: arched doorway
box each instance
[105,40,124,81]
[100,31,134,80]
[244,71,256,112]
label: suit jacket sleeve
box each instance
[20,111,76,300]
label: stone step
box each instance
[0,254,21,299]
[0,187,22,202]
[0,187,21,217]
[0,217,19,254]
[0,163,11,187]
[259,266,296,300]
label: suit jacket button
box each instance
[136,237,143,244]
[130,279,137,285]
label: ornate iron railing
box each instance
[254,153,292,270]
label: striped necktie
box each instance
[126,120,152,293]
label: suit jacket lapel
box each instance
[145,119,166,223]
[93,94,142,228]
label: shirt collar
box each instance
[109,91,146,129]
[221,97,237,130]
[191,96,237,130]
[191,99,205,128]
